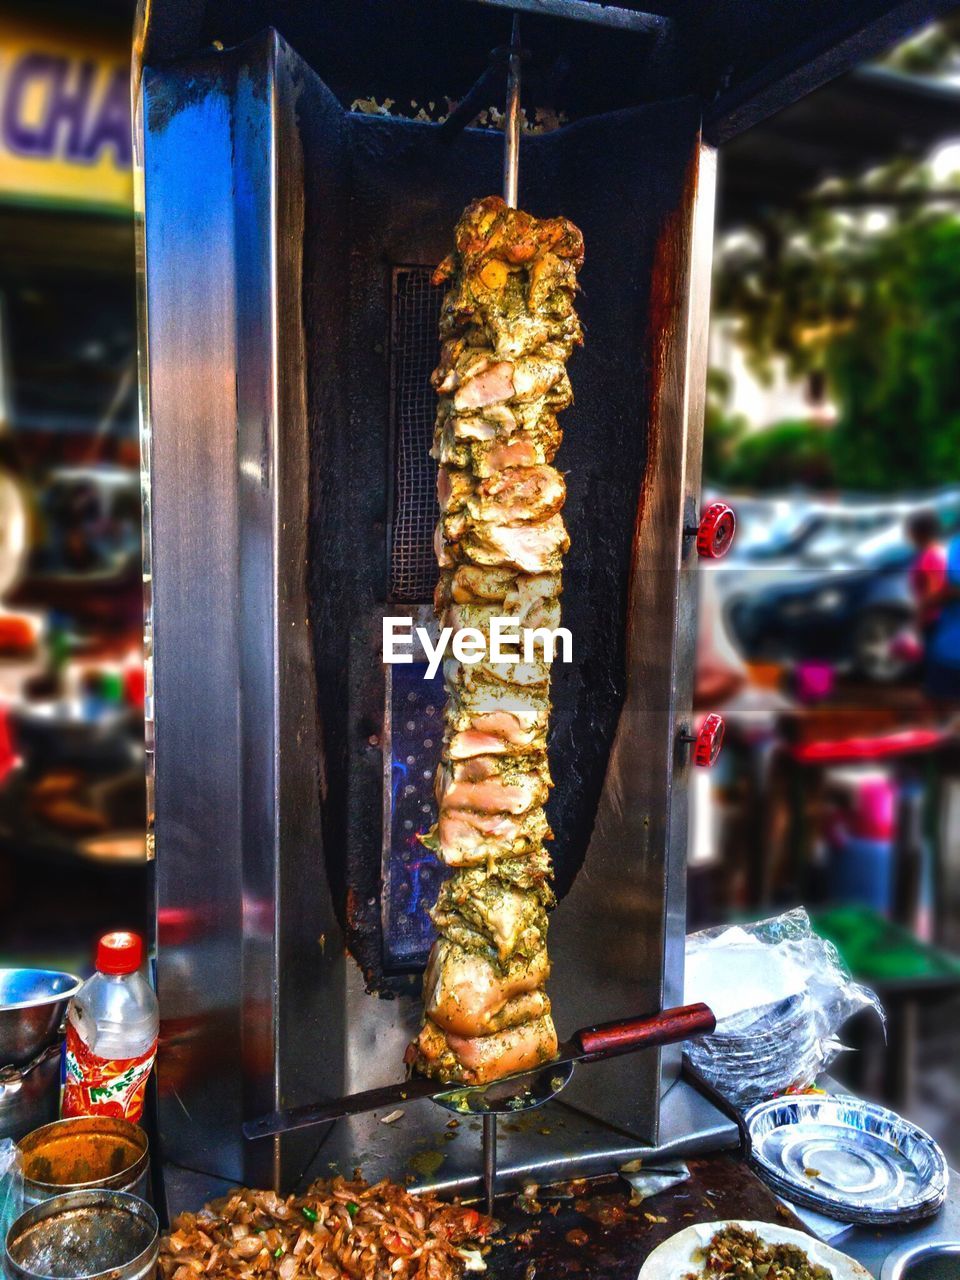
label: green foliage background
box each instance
[709,189,960,492]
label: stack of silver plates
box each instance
[745,1094,949,1225]
[684,993,822,1106]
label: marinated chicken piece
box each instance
[433,395,564,455]
[445,718,546,760]
[442,750,552,790]
[425,804,551,866]
[446,355,569,414]
[527,249,580,311]
[436,251,581,360]
[437,565,561,610]
[445,671,550,735]
[436,465,476,517]
[424,939,550,1037]
[432,871,552,962]
[474,466,566,524]
[441,400,523,441]
[438,466,566,529]
[511,571,563,621]
[493,847,555,890]
[434,341,577,398]
[437,393,562,443]
[451,513,570,574]
[512,356,571,405]
[444,1013,558,1081]
[489,313,559,360]
[436,564,518,606]
[433,913,542,966]
[433,195,584,279]
[433,423,561,477]
[485,989,551,1031]
[414,1014,559,1085]
[438,281,581,359]
[453,362,518,411]
[425,944,553,1037]
[413,196,582,1085]
[441,598,562,648]
[436,753,551,816]
[453,653,553,689]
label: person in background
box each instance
[924,525,960,715]
[907,509,946,635]
[905,510,947,715]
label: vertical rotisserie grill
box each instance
[135,0,762,1201]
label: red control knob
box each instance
[690,713,725,767]
[694,502,736,560]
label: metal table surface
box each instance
[476,1156,960,1279]
[160,1084,958,1278]
[161,1151,958,1278]
[483,1155,805,1279]
[161,1076,738,1216]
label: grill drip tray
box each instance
[299,1075,737,1198]
[160,1078,736,1218]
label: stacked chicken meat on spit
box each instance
[409,196,584,1085]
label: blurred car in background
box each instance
[725,527,916,681]
[717,490,960,682]
[744,505,895,567]
[713,488,960,570]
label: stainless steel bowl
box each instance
[0,970,82,1068]
[5,1190,159,1280]
[0,1045,61,1143]
[880,1242,960,1279]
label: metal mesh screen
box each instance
[389,267,445,602]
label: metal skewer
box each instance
[479,20,520,1213]
[482,1113,497,1217]
[502,16,522,207]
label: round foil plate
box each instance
[745,1094,949,1224]
[637,1220,871,1280]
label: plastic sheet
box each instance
[1,1137,23,1244]
[683,909,883,1108]
[620,1158,690,1204]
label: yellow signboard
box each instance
[0,17,133,214]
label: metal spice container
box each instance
[5,1189,158,1280]
[17,1117,150,1208]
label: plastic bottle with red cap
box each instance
[62,931,159,1122]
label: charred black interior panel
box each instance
[143,0,944,153]
[301,73,701,990]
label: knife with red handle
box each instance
[574,1001,716,1058]
[244,1002,716,1140]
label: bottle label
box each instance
[62,1022,156,1122]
